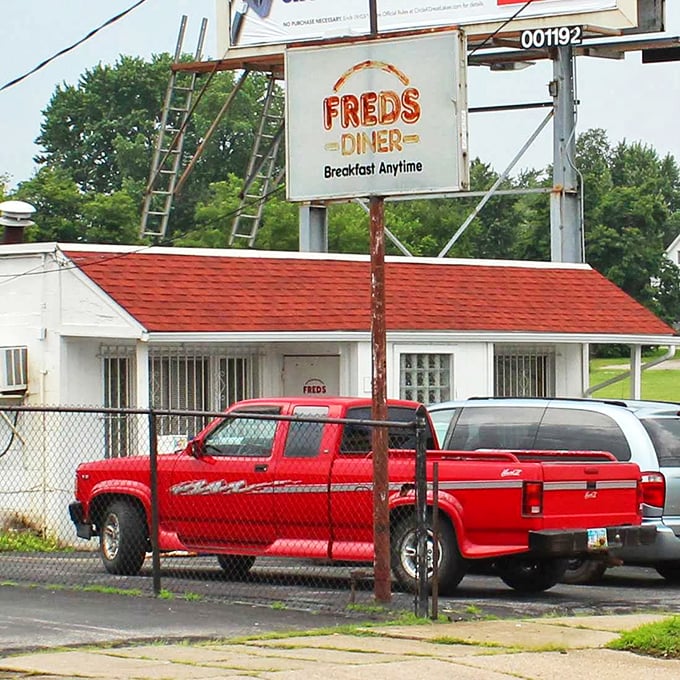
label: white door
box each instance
[283,355,340,396]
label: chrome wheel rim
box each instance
[101,513,121,560]
[400,529,439,579]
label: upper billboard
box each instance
[218,0,639,53]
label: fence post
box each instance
[148,409,161,596]
[415,405,429,618]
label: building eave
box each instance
[144,330,680,345]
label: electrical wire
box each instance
[0,0,151,93]
[468,0,535,57]
[0,180,287,283]
[0,410,20,459]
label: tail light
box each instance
[522,480,543,516]
[640,471,665,509]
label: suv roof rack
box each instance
[467,396,629,407]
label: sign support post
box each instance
[366,0,391,604]
[369,196,392,602]
[550,44,583,263]
[370,194,390,603]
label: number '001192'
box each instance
[520,26,583,49]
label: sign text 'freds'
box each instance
[321,60,425,181]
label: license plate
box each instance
[587,528,608,551]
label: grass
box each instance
[589,351,680,402]
[608,616,680,659]
[0,529,70,553]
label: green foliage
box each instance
[589,354,680,401]
[0,529,69,553]
[608,616,680,659]
[3,50,679,326]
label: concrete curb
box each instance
[1,613,678,679]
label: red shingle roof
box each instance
[63,249,676,336]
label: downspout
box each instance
[584,345,677,397]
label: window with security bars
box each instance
[399,353,451,404]
[494,348,556,397]
[103,347,260,456]
[150,350,260,439]
[103,353,134,458]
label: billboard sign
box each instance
[285,32,469,202]
[221,0,636,51]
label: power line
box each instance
[0,181,287,284]
[0,0,151,93]
[468,1,535,57]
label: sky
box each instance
[0,0,679,190]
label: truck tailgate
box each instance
[539,460,641,528]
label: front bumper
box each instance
[68,501,95,540]
[529,524,657,558]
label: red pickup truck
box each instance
[69,397,655,594]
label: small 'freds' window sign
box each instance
[520,26,583,49]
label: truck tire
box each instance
[495,557,568,592]
[99,500,147,576]
[561,558,607,585]
[390,513,467,595]
[655,561,680,582]
[217,554,256,579]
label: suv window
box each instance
[446,406,544,450]
[429,407,459,445]
[640,417,680,466]
[534,408,631,461]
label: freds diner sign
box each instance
[285,32,469,202]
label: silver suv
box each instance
[428,397,680,584]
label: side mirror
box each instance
[188,439,205,458]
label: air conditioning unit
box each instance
[0,346,28,394]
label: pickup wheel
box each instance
[390,514,466,596]
[655,561,680,582]
[561,558,607,585]
[496,557,568,592]
[99,500,147,576]
[217,554,256,579]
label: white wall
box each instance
[555,343,586,396]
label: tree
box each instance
[37,55,174,194]
[33,55,281,242]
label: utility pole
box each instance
[550,45,583,263]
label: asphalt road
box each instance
[1,562,678,655]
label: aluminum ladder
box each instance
[139,16,207,241]
[229,73,285,247]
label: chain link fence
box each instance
[0,404,432,614]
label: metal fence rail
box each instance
[0,405,431,615]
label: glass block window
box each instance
[399,353,451,404]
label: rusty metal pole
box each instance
[370,195,390,603]
[369,0,378,35]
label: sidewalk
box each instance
[2,613,679,680]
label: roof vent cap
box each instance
[0,200,35,228]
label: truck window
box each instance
[204,415,277,456]
[535,408,631,461]
[284,421,325,458]
[342,405,433,452]
[447,407,543,450]
[283,405,330,458]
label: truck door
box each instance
[166,405,282,552]
[270,405,334,559]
